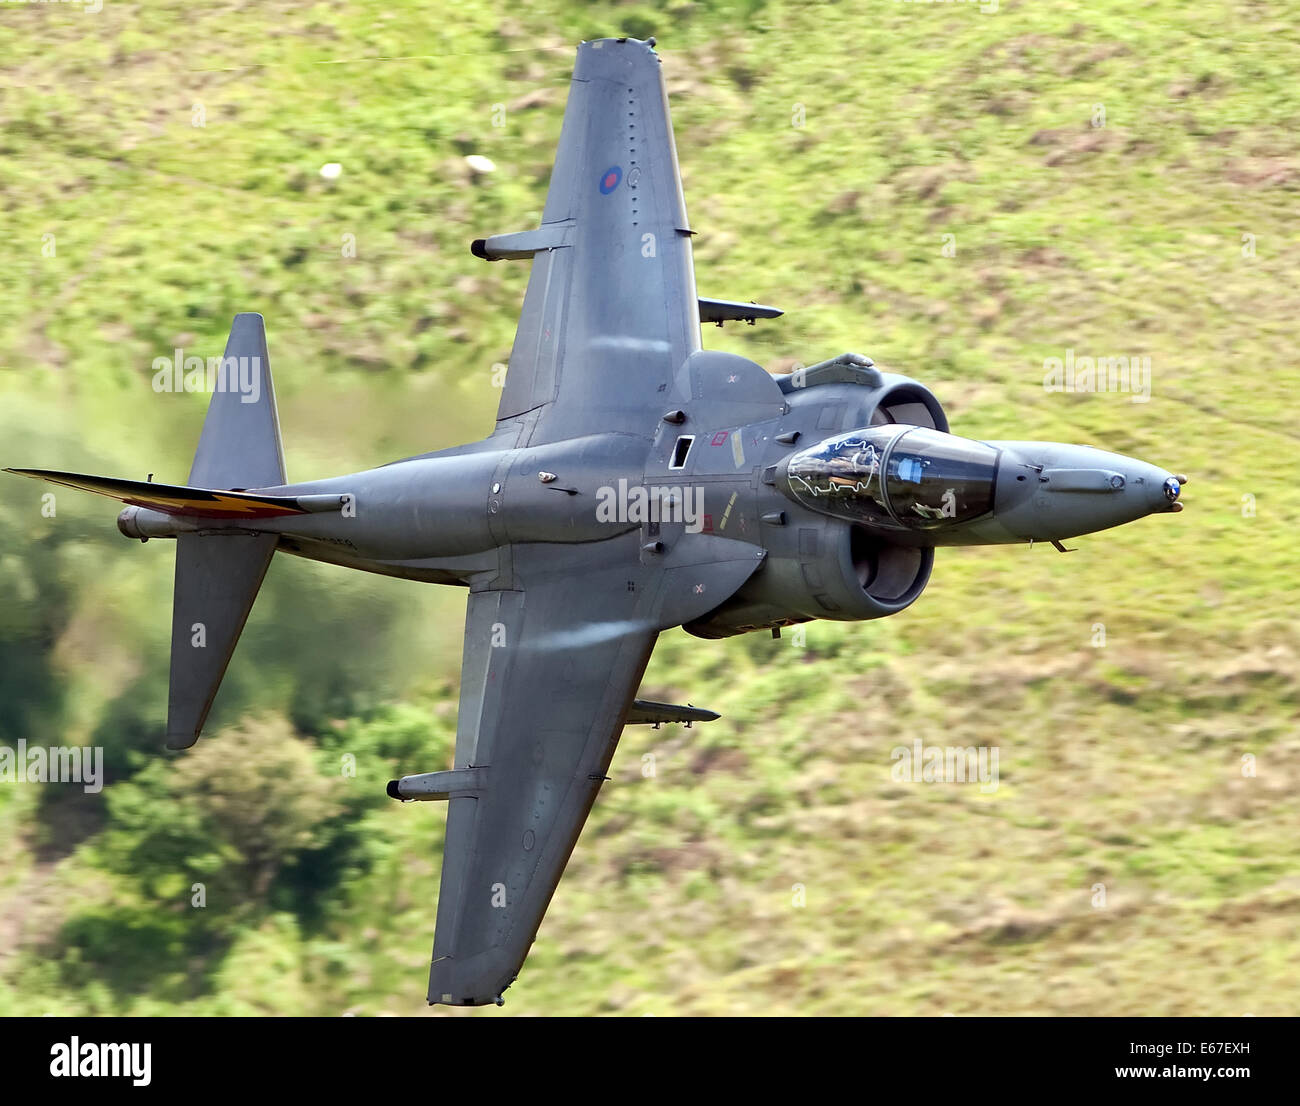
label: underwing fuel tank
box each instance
[778,426,1184,546]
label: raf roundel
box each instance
[598,165,622,194]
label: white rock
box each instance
[465,155,496,174]
[319,162,343,181]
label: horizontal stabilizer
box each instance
[4,469,344,519]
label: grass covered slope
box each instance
[0,0,1297,1014]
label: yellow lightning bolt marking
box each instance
[5,470,303,516]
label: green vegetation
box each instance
[1,0,1297,1015]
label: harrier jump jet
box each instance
[7,37,1185,1007]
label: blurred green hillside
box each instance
[1,0,1297,1015]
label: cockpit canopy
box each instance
[781,426,1000,530]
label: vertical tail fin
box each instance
[5,313,289,749]
[166,532,276,749]
[166,313,283,748]
[188,313,286,489]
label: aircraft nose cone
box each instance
[984,441,1185,542]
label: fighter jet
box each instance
[7,37,1185,1007]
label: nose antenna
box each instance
[1163,474,1188,512]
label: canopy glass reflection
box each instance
[783,426,1000,530]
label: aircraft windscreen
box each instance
[783,426,999,530]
